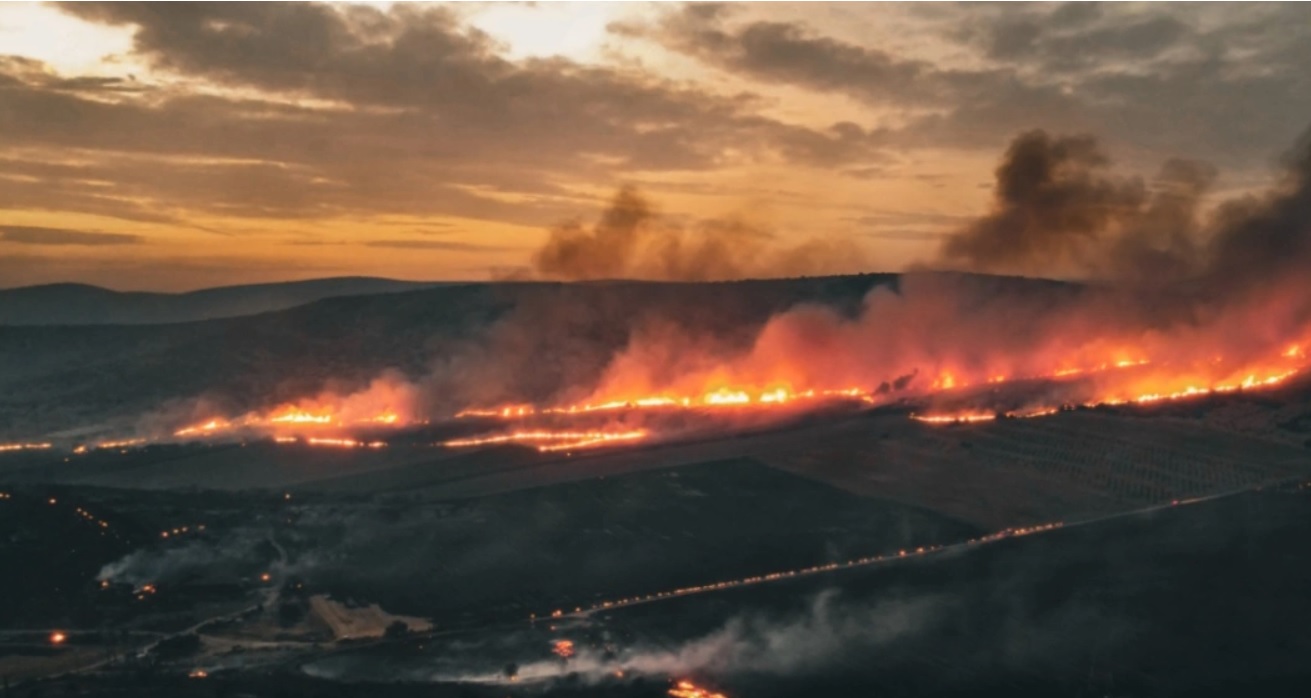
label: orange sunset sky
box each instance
[1,2,1309,290]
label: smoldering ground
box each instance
[298,488,1311,696]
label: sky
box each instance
[1,1,1309,291]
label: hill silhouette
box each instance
[0,277,447,326]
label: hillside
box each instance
[0,272,1088,440]
[0,277,447,326]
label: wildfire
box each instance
[911,412,996,424]
[911,356,1303,427]
[85,438,146,451]
[49,631,66,645]
[0,442,52,453]
[669,680,727,698]
[1009,406,1061,419]
[62,323,1308,460]
[173,419,232,437]
[304,437,387,449]
[458,385,875,422]
[552,639,575,659]
[444,346,1308,450]
[1101,368,1300,405]
[441,429,648,452]
[170,375,417,443]
[269,409,334,425]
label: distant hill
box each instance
[0,277,448,326]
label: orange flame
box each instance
[441,429,648,453]
[304,437,387,449]
[911,412,996,424]
[669,680,728,698]
[0,442,52,452]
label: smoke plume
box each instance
[937,129,1219,284]
[568,124,1311,414]
[530,185,867,281]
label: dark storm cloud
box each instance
[626,4,1074,120]
[636,3,1311,163]
[941,3,1311,159]
[978,13,1187,67]
[0,225,143,246]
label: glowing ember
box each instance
[1096,368,1300,406]
[1009,406,1061,419]
[458,385,875,422]
[669,680,727,698]
[552,639,575,658]
[173,419,231,437]
[0,442,52,453]
[93,438,146,450]
[269,409,334,425]
[912,412,996,424]
[704,388,750,405]
[304,437,387,449]
[441,429,648,452]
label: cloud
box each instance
[363,239,507,252]
[0,2,898,240]
[633,4,1311,164]
[0,224,143,246]
[628,5,1078,125]
[0,1,1304,289]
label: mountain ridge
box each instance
[0,276,450,326]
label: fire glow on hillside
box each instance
[65,120,1311,457]
[84,332,1311,457]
